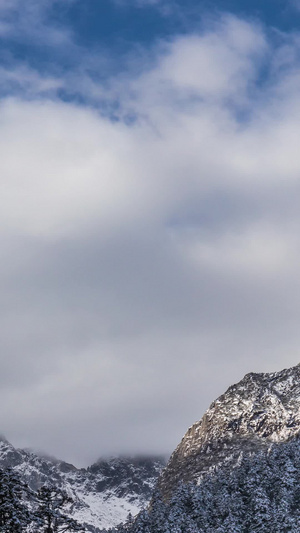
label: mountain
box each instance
[0,437,165,531]
[3,362,300,532]
[116,363,300,532]
[159,362,300,499]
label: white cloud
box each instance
[0,0,73,45]
[2,14,300,463]
[148,16,266,100]
[181,224,298,280]
[112,0,164,7]
[0,99,144,237]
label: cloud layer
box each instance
[1,11,300,465]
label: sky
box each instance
[1,0,300,466]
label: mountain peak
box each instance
[159,363,300,498]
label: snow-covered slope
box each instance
[159,363,300,498]
[0,437,165,531]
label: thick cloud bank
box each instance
[1,12,300,465]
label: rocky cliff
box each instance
[159,363,300,498]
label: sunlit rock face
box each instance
[159,363,300,499]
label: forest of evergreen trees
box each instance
[0,467,85,532]
[2,438,300,531]
[113,439,300,533]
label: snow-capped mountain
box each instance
[116,363,300,532]
[4,362,300,532]
[159,363,300,499]
[0,437,165,531]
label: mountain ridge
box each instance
[0,437,166,531]
[116,362,300,532]
[159,363,300,499]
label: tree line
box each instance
[112,438,300,532]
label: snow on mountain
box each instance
[0,437,165,531]
[159,363,300,499]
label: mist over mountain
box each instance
[3,363,300,532]
[0,437,165,532]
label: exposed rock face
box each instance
[89,457,163,501]
[0,437,165,531]
[159,363,300,499]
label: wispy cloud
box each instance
[112,0,163,6]
[0,64,62,99]
[289,0,300,11]
[0,0,74,48]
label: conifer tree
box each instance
[35,485,85,533]
[0,467,33,532]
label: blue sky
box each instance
[2,0,300,465]
[1,0,300,103]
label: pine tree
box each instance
[34,485,85,533]
[0,467,33,532]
